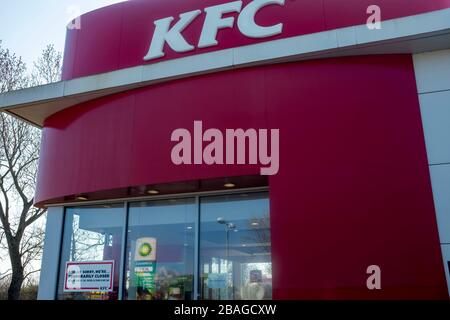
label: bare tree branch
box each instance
[0,270,12,282]
[23,269,41,280]
[30,44,62,86]
[0,41,61,300]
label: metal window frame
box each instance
[118,201,129,300]
[194,196,201,300]
[55,186,269,300]
[53,208,67,300]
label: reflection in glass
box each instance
[57,204,125,300]
[56,191,271,300]
[124,198,196,300]
[200,192,272,300]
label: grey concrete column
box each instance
[37,206,64,300]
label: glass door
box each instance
[124,198,196,300]
[57,204,125,300]
[199,192,272,300]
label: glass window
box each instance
[57,204,125,300]
[124,198,196,300]
[199,192,272,300]
[56,190,271,300]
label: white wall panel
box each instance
[414,49,450,94]
[429,164,450,244]
[415,49,450,296]
[420,91,450,165]
[440,244,450,296]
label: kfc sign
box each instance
[144,0,285,61]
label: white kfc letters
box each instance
[144,0,285,61]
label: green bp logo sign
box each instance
[135,237,157,261]
[139,242,153,257]
[134,238,157,296]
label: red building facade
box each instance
[2,0,450,300]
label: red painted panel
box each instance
[38,55,448,298]
[38,93,136,196]
[266,56,447,299]
[62,0,450,80]
[66,2,123,79]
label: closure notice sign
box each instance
[64,261,114,292]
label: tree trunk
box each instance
[7,244,24,300]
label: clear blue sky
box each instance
[0,0,127,68]
[0,0,125,274]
